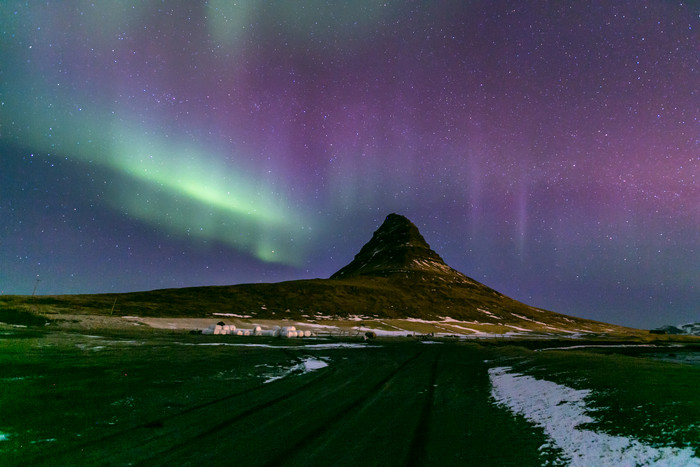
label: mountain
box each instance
[332,213,462,279]
[2,213,637,335]
[329,213,513,312]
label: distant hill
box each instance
[1,213,637,335]
[656,323,700,336]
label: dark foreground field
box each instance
[1,328,699,466]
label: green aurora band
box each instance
[2,86,314,266]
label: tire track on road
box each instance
[147,349,424,466]
[264,348,432,467]
[28,349,335,466]
[406,348,441,466]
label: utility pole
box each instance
[31,276,41,314]
[31,277,41,296]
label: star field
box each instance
[1,1,698,329]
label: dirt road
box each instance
[6,334,551,466]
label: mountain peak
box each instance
[331,213,461,279]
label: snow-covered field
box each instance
[489,367,700,466]
[212,313,252,318]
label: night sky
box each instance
[1,1,697,329]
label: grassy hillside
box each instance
[1,274,633,334]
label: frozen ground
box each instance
[489,367,700,466]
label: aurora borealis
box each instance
[1,1,697,329]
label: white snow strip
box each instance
[477,308,502,320]
[377,321,406,331]
[296,322,339,329]
[438,317,484,325]
[177,342,371,350]
[212,313,252,318]
[406,317,491,327]
[262,357,328,384]
[300,343,372,349]
[445,324,489,334]
[537,344,660,352]
[511,313,548,326]
[438,316,458,322]
[504,324,531,332]
[380,317,499,331]
[489,367,699,467]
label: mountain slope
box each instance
[2,213,638,335]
